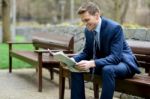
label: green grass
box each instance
[0,36,34,69]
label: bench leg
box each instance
[36,66,38,73]
[68,76,71,89]
[9,55,12,73]
[38,53,42,92]
[93,82,99,99]
[49,68,54,80]
[8,44,12,73]
[59,67,65,99]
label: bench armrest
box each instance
[34,49,76,58]
[7,41,32,44]
[34,50,49,53]
[34,49,73,54]
[7,41,33,51]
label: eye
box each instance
[83,19,89,23]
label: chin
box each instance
[87,28,94,31]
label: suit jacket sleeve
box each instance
[95,25,123,67]
[73,29,93,62]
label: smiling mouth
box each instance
[87,24,92,28]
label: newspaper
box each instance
[51,51,89,72]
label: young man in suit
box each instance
[71,2,140,99]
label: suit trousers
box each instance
[71,62,134,99]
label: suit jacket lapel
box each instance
[99,17,106,47]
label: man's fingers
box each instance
[76,60,86,65]
[76,62,85,66]
[75,60,88,70]
[75,65,81,70]
[75,65,86,70]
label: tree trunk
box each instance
[114,0,121,23]
[2,0,11,43]
[51,0,59,24]
[70,0,74,21]
[120,0,130,23]
[59,0,66,22]
[11,0,16,41]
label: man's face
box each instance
[80,11,100,31]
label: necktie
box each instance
[93,31,97,59]
[91,31,97,80]
[94,31,100,50]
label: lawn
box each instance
[0,36,34,69]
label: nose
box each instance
[82,21,87,25]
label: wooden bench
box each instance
[8,32,74,92]
[59,40,150,99]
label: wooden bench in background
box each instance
[8,32,74,92]
[59,40,150,99]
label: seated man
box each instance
[71,2,140,99]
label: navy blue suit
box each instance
[71,17,140,99]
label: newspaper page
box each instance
[52,51,89,72]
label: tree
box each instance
[113,0,130,23]
[2,0,11,42]
[70,0,74,21]
[51,0,59,24]
[120,0,130,23]
[114,0,121,23]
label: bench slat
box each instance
[11,51,59,65]
[32,33,74,50]
[131,47,150,55]
[125,74,150,86]
[135,54,150,63]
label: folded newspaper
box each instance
[52,51,89,72]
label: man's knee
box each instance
[102,66,115,76]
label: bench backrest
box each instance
[128,40,150,75]
[32,33,74,52]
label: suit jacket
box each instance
[73,17,140,74]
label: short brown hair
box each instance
[77,2,100,15]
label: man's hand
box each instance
[75,60,96,70]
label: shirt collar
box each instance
[94,17,102,34]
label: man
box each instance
[71,2,141,99]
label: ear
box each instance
[95,12,100,20]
